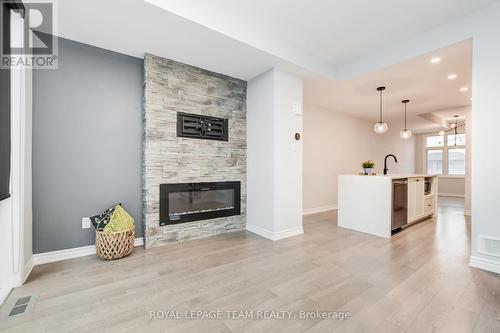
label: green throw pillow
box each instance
[103,204,134,234]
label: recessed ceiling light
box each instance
[448,74,457,80]
[460,87,469,92]
[430,57,441,64]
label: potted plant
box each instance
[362,160,375,175]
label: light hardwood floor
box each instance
[1,198,499,332]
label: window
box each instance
[447,133,466,146]
[426,135,444,147]
[425,133,466,176]
[427,150,443,175]
[448,148,466,175]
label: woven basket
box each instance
[95,228,135,260]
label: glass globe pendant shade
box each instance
[400,99,412,140]
[374,87,388,134]
[374,122,388,134]
[400,129,413,139]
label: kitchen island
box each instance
[338,174,438,238]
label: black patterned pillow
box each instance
[90,203,122,231]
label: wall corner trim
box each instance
[246,224,304,241]
[0,288,13,307]
[33,237,144,266]
[469,256,500,275]
[303,204,338,216]
[22,256,34,284]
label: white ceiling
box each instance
[304,40,473,133]
[144,0,496,67]
[54,0,288,80]
[55,0,498,81]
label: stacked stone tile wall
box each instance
[143,54,247,248]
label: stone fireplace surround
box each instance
[143,54,247,249]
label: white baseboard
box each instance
[303,204,338,216]
[464,209,471,216]
[134,237,144,247]
[246,224,304,241]
[33,237,144,266]
[469,256,500,275]
[23,256,34,284]
[439,193,465,198]
[272,226,304,240]
[0,287,13,306]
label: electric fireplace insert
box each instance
[159,181,241,226]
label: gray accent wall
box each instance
[33,37,143,253]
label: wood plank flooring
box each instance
[1,198,499,332]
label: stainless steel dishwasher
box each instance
[392,180,408,230]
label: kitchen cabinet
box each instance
[338,174,437,239]
[408,177,429,222]
[424,195,435,214]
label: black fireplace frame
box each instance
[159,181,241,226]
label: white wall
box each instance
[303,105,378,212]
[0,12,33,304]
[273,70,303,233]
[247,68,304,239]
[470,3,500,273]
[247,69,275,233]
[303,105,415,212]
[464,108,472,215]
[23,67,33,268]
[438,177,465,197]
[378,127,416,175]
[0,198,14,303]
[5,62,33,287]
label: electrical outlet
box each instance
[81,217,91,229]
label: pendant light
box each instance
[438,116,466,145]
[399,99,413,139]
[374,86,388,134]
[452,115,459,146]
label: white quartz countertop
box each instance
[340,174,437,179]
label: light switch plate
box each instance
[81,217,91,229]
[292,102,302,115]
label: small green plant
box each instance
[362,160,375,169]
